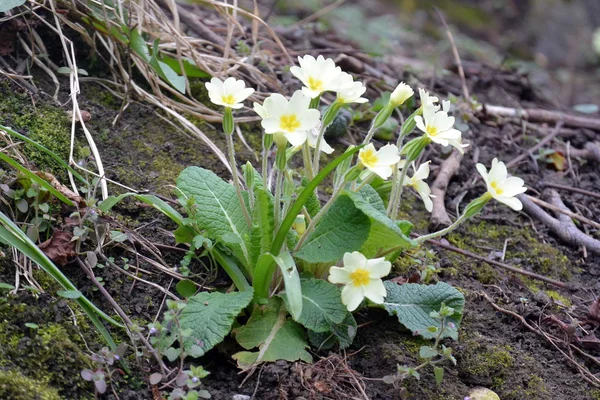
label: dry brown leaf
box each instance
[38,231,76,266]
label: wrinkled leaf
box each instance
[233,297,311,369]
[287,278,346,333]
[382,281,464,340]
[177,289,254,357]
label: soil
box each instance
[1,1,600,400]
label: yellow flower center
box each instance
[349,268,370,287]
[221,94,236,105]
[359,149,378,168]
[307,77,324,92]
[426,125,438,136]
[279,114,301,132]
[490,181,504,195]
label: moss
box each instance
[460,338,514,388]
[0,370,61,400]
[591,389,600,400]
[447,220,572,280]
[0,293,94,399]
[543,290,572,307]
[0,78,72,179]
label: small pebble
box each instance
[468,387,500,400]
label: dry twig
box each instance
[519,191,600,256]
[430,149,464,228]
[481,104,600,131]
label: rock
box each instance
[468,387,500,400]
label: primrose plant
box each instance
[102,55,526,381]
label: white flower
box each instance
[390,82,414,107]
[336,73,368,104]
[358,143,400,180]
[257,91,320,146]
[205,77,254,109]
[402,161,434,212]
[306,124,334,154]
[415,104,466,154]
[476,158,527,211]
[290,55,348,99]
[328,251,391,312]
[418,88,439,110]
[442,100,451,113]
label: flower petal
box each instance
[341,285,364,312]
[365,258,391,278]
[343,251,367,272]
[362,279,387,304]
[497,196,523,211]
[327,266,351,285]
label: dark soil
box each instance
[1,1,600,400]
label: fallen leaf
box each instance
[38,231,76,265]
[547,151,567,171]
[581,333,600,351]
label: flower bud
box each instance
[273,132,288,149]
[292,214,306,235]
[263,133,274,151]
[222,107,234,135]
[462,193,492,219]
[390,82,414,107]
[401,136,430,162]
[243,162,255,190]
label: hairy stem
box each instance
[226,133,252,228]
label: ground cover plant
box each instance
[0,1,600,399]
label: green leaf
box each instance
[99,193,184,225]
[249,187,274,268]
[288,278,346,333]
[164,347,181,362]
[129,30,151,63]
[0,211,120,352]
[0,282,15,290]
[382,281,464,340]
[150,42,186,93]
[160,55,211,78]
[0,152,73,206]
[25,323,39,329]
[271,145,363,256]
[56,66,72,75]
[57,290,83,299]
[178,288,254,357]
[0,0,26,13]
[176,280,197,298]
[295,194,370,264]
[345,190,416,259]
[177,167,252,272]
[233,298,311,369]
[308,311,356,350]
[434,366,444,385]
[272,252,302,321]
[0,125,87,184]
[419,345,438,359]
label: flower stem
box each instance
[274,169,283,230]
[262,144,270,192]
[312,123,327,174]
[415,212,470,244]
[362,121,376,145]
[302,142,315,180]
[387,161,409,219]
[226,132,252,229]
[294,179,346,251]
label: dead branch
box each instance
[542,182,600,200]
[481,104,600,131]
[519,191,600,256]
[525,195,600,231]
[418,236,572,289]
[565,141,600,165]
[506,121,563,169]
[430,149,464,228]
